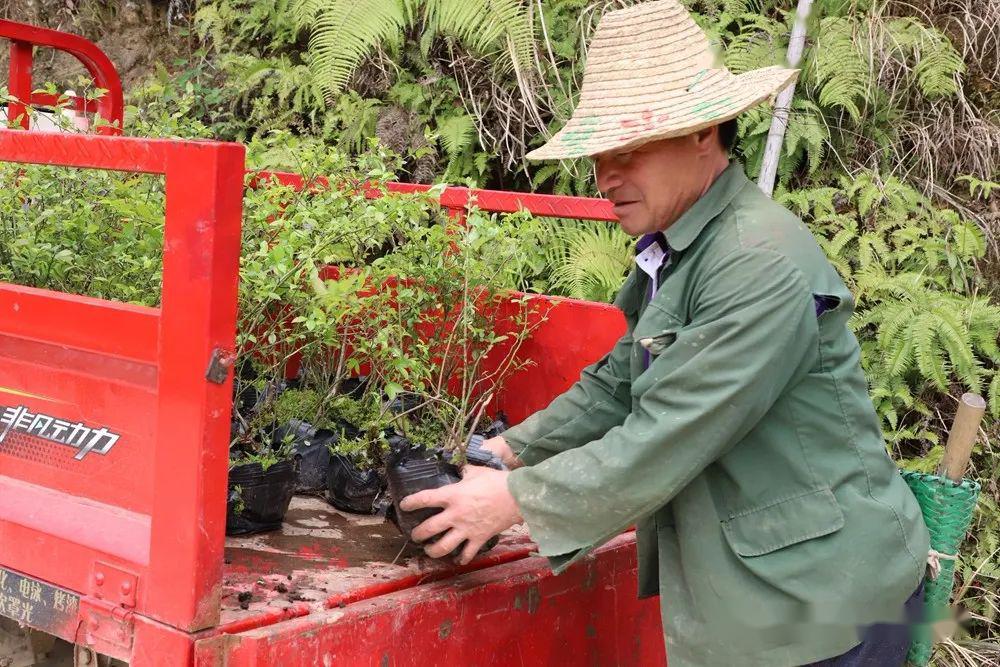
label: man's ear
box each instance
[691,125,719,155]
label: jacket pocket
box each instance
[721,487,845,557]
[633,306,682,357]
[636,329,678,356]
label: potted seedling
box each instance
[226,378,299,536]
[333,207,541,554]
[229,152,388,525]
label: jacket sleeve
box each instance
[507,248,819,571]
[501,273,640,467]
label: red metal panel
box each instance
[203,534,665,667]
[0,475,150,565]
[0,130,245,643]
[0,283,158,363]
[481,294,626,424]
[0,353,158,511]
[0,19,124,134]
[131,614,198,667]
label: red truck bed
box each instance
[207,498,664,666]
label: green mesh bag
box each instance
[902,471,981,667]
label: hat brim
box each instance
[526,66,799,161]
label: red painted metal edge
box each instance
[322,544,538,610]
[0,19,124,134]
[212,604,313,636]
[253,170,617,221]
[196,534,666,667]
[0,283,158,364]
[0,128,177,171]
[145,141,246,631]
[0,474,151,565]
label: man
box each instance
[400,1,930,665]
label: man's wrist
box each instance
[482,435,523,469]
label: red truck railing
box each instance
[0,19,123,133]
[261,171,620,424]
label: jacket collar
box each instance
[663,162,749,252]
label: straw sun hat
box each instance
[527,0,798,161]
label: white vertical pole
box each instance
[757,0,814,197]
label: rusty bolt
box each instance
[121,580,132,595]
[94,572,104,586]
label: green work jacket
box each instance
[504,163,930,666]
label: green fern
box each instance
[420,0,534,75]
[545,220,632,303]
[801,13,963,130]
[957,175,1000,201]
[884,18,965,99]
[810,17,869,122]
[724,12,785,75]
[292,0,407,100]
[738,97,828,185]
[195,0,299,51]
[436,113,476,159]
[794,171,999,444]
[859,277,997,394]
[291,0,533,100]
[323,91,383,153]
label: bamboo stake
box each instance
[757,0,814,197]
[937,393,987,482]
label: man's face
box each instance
[594,131,724,237]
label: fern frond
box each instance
[810,17,868,122]
[912,313,949,391]
[885,328,913,378]
[949,221,987,261]
[827,224,858,258]
[546,220,631,302]
[956,175,1000,201]
[530,164,562,190]
[725,13,785,75]
[436,113,476,158]
[968,301,1000,360]
[883,18,964,99]
[422,0,535,74]
[931,302,981,390]
[782,100,828,175]
[989,372,1000,419]
[852,173,883,218]
[875,300,915,351]
[292,0,407,99]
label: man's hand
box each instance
[480,436,523,469]
[399,466,524,565]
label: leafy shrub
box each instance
[0,164,165,306]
